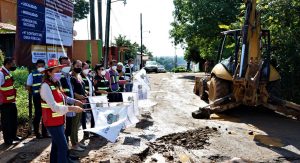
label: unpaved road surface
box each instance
[1,72,300,162]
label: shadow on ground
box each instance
[213,106,300,160]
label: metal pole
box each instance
[140,13,143,69]
[104,0,111,68]
[90,0,96,40]
[98,0,103,41]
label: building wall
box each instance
[0,0,17,24]
[73,40,124,68]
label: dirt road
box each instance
[1,72,300,162]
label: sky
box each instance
[73,0,184,57]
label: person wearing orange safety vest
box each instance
[0,57,19,145]
[40,59,83,163]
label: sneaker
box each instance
[78,143,87,149]
[71,145,84,152]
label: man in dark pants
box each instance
[26,59,49,138]
[0,57,19,145]
[59,56,75,143]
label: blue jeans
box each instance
[125,83,133,92]
[47,125,69,163]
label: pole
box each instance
[104,0,111,68]
[175,46,177,68]
[140,13,143,69]
[98,0,103,41]
[90,0,96,40]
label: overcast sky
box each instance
[73,0,184,57]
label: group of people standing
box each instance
[0,56,135,162]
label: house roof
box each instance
[0,22,16,34]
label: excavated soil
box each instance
[125,127,218,162]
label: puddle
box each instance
[139,134,156,141]
[123,137,141,146]
[254,135,284,147]
[135,119,154,129]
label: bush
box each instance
[172,66,189,73]
[11,68,30,125]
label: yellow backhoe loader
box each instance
[192,0,300,119]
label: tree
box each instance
[170,0,242,63]
[73,0,90,22]
[113,34,153,61]
[257,0,300,102]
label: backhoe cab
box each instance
[192,0,300,119]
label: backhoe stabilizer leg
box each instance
[192,94,240,119]
[269,96,300,112]
[263,103,300,120]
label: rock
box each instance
[228,131,232,134]
[151,157,158,162]
[212,127,218,131]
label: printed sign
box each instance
[31,45,47,63]
[18,0,73,46]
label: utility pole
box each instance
[140,13,143,69]
[174,46,177,68]
[104,0,111,68]
[90,0,96,40]
[98,0,103,41]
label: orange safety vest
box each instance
[0,68,16,103]
[41,81,65,127]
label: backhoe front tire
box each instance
[208,76,230,105]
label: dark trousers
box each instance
[65,116,73,142]
[32,95,47,136]
[47,125,69,163]
[0,103,17,144]
[81,109,95,129]
[107,93,123,102]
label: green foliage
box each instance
[170,0,242,63]
[73,0,90,22]
[0,50,4,67]
[12,68,29,124]
[257,0,300,103]
[171,0,300,103]
[172,66,189,73]
[113,34,153,61]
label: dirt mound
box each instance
[154,127,216,149]
[126,127,217,162]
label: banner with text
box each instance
[15,0,73,65]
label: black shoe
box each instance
[42,134,51,138]
[36,133,43,139]
[14,136,22,141]
[83,132,89,139]
[69,154,79,160]
[4,141,12,145]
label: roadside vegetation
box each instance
[170,0,300,103]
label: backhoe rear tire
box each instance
[208,76,230,106]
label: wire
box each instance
[111,8,124,34]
